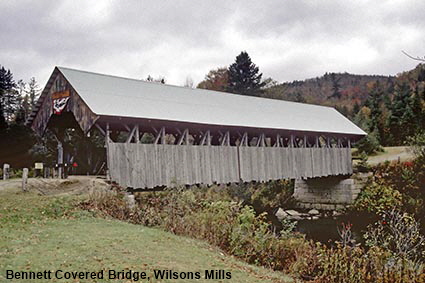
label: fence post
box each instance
[22,168,28,192]
[3,163,10,180]
[44,167,50,178]
[58,141,63,179]
[124,193,136,210]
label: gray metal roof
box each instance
[57,66,366,137]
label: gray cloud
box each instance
[1,0,424,88]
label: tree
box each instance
[227,51,265,96]
[12,77,41,125]
[402,50,425,62]
[27,77,41,108]
[0,65,18,128]
[197,67,229,91]
[354,106,383,154]
[15,80,28,125]
[387,82,413,144]
[183,76,194,88]
[328,73,342,99]
[366,81,384,142]
[352,101,361,116]
[261,77,278,89]
[145,75,166,84]
[410,85,424,132]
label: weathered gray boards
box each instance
[108,142,352,189]
[28,67,366,191]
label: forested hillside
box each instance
[259,64,425,149]
[262,72,395,119]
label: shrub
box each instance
[316,245,424,283]
[364,209,425,264]
[355,152,371,173]
[82,186,425,282]
[248,180,295,210]
[355,131,383,155]
[406,132,425,162]
[81,187,314,274]
[372,160,425,218]
[353,180,403,214]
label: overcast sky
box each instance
[1,0,425,88]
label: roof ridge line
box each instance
[56,66,335,109]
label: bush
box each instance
[353,180,403,214]
[406,132,425,162]
[372,160,425,218]
[248,180,295,210]
[355,152,371,173]
[82,187,425,282]
[316,245,424,283]
[364,209,425,263]
[356,131,383,155]
[81,187,314,274]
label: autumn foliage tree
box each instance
[197,67,229,91]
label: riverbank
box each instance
[0,186,293,283]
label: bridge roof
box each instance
[30,66,366,138]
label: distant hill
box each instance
[262,72,395,118]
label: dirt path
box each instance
[367,146,415,165]
[0,176,110,195]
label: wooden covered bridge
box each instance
[28,67,366,189]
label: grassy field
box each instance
[352,146,415,165]
[0,187,293,283]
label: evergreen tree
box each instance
[352,102,361,116]
[366,81,384,142]
[227,51,265,96]
[354,106,383,154]
[0,65,17,129]
[387,82,412,144]
[410,85,424,132]
[329,73,342,99]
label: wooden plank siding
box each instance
[107,142,353,189]
[30,70,99,136]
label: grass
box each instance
[0,187,293,283]
[352,146,415,165]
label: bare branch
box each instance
[402,50,425,62]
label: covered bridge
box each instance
[28,67,366,189]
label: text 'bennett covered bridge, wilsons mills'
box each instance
[27,67,366,190]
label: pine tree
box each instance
[227,51,265,96]
[387,82,412,144]
[328,73,342,99]
[410,85,424,132]
[366,81,384,142]
[0,65,17,129]
[352,102,361,116]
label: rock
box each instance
[124,194,136,210]
[284,209,305,220]
[284,209,301,216]
[332,210,343,217]
[308,209,320,215]
[275,208,287,221]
